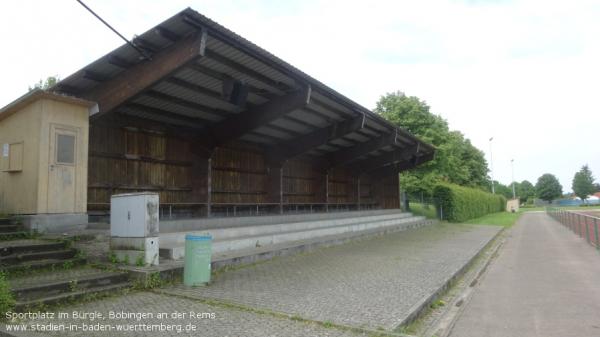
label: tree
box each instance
[535,174,563,203]
[572,165,595,202]
[595,183,600,192]
[517,180,535,204]
[489,180,513,199]
[376,91,489,195]
[29,76,59,91]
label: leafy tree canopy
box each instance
[572,165,596,201]
[535,173,563,202]
[29,76,59,91]
[375,91,489,195]
[516,180,535,203]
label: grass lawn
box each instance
[411,203,600,228]
[464,211,523,227]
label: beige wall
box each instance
[0,101,42,213]
[506,198,520,213]
[0,97,89,215]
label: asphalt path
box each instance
[450,212,600,337]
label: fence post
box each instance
[585,216,591,244]
[594,218,600,250]
[570,212,574,231]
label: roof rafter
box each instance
[267,114,366,163]
[82,30,207,119]
[347,145,421,174]
[328,133,400,169]
[199,85,312,148]
[144,90,230,120]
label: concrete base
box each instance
[160,212,420,260]
[21,213,87,233]
[110,237,159,266]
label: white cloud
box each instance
[1,0,598,191]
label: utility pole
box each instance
[489,137,495,194]
[511,159,516,199]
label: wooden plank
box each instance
[207,157,212,216]
[84,30,207,118]
[266,164,283,214]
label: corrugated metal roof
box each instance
[45,7,435,172]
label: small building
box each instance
[0,8,434,232]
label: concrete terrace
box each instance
[4,222,501,336]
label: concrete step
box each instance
[210,218,437,269]
[0,240,66,256]
[0,248,77,264]
[0,232,30,241]
[146,218,437,278]
[14,282,130,311]
[0,225,20,233]
[161,211,414,247]
[1,257,86,274]
[160,209,403,233]
[160,214,429,260]
[11,270,129,302]
[86,222,109,230]
[0,218,12,226]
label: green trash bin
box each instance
[183,234,212,286]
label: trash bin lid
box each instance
[185,234,212,241]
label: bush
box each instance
[434,183,506,222]
[0,272,15,316]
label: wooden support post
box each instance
[325,172,330,212]
[267,163,283,214]
[357,177,361,210]
[207,157,212,217]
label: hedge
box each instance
[433,183,506,222]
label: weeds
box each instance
[0,272,15,317]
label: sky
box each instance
[1,0,599,192]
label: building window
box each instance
[56,134,75,164]
[1,142,23,172]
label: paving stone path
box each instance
[3,292,365,337]
[160,223,501,331]
[3,222,501,336]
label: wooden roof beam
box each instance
[347,145,420,174]
[267,114,366,163]
[200,85,312,148]
[84,30,207,118]
[204,49,289,92]
[144,90,230,120]
[366,160,413,178]
[328,132,399,168]
[367,151,435,177]
[122,103,206,128]
[107,55,134,69]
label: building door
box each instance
[47,125,78,213]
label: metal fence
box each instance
[546,207,600,250]
[403,192,443,220]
